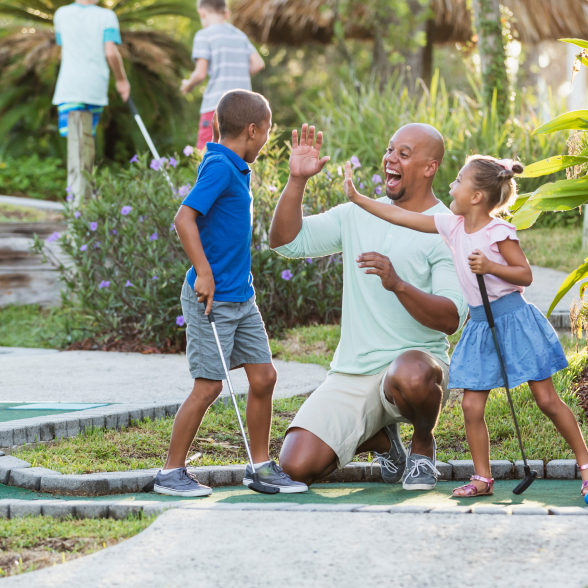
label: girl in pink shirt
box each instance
[344,155,588,498]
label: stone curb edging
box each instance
[0,394,248,453]
[0,499,585,520]
[0,458,585,497]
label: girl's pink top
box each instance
[433,214,523,307]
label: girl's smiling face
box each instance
[449,163,480,215]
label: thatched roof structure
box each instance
[231,0,588,46]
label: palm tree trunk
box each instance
[471,0,509,120]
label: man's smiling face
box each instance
[382,125,444,202]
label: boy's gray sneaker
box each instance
[153,467,212,497]
[243,461,308,494]
[402,441,440,491]
[371,423,407,484]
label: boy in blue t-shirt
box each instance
[154,90,307,496]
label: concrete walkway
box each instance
[4,507,588,588]
[527,265,582,314]
[0,351,326,403]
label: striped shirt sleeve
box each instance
[192,30,211,61]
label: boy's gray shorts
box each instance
[181,280,272,381]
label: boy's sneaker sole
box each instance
[402,481,437,491]
[153,484,212,497]
[242,478,308,494]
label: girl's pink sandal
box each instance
[579,464,588,496]
[452,474,494,497]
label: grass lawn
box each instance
[0,203,62,223]
[0,515,153,577]
[518,226,583,274]
[16,326,588,470]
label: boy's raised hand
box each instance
[289,124,330,180]
[343,161,362,202]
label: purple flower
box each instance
[139,216,144,222]
[326,172,332,180]
[178,184,191,197]
[46,231,60,243]
[360,182,365,189]
[121,206,132,216]
[80,244,88,252]
[111,229,117,235]
[98,280,110,289]
[372,174,383,184]
[305,258,313,264]
[183,145,194,156]
[170,223,175,231]
[152,275,158,280]
[350,155,361,169]
[66,194,74,202]
[93,241,102,249]
[125,280,134,287]
[256,245,260,250]
[169,157,178,168]
[375,186,382,195]
[66,186,73,193]
[268,185,277,193]
[130,154,139,164]
[74,211,81,219]
[149,232,158,241]
[176,315,186,327]
[281,269,293,281]
[150,159,161,171]
[90,222,98,231]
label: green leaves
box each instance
[533,111,588,135]
[519,156,588,178]
[560,38,588,49]
[547,259,588,317]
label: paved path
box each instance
[4,507,588,588]
[527,265,583,314]
[0,351,326,403]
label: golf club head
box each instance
[247,472,279,495]
[512,468,538,495]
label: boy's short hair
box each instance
[197,0,226,13]
[216,90,270,139]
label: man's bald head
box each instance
[383,123,445,202]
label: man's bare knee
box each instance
[189,379,223,407]
[384,352,443,406]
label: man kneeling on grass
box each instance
[269,123,468,491]
[154,90,307,496]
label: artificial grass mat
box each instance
[2,481,585,510]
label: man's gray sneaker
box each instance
[243,461,308,494]
[371,423,407,484]
[153,467,212,497]
[402,441,440,491]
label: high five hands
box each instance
[343,160,362,203]
[289,124,330,180]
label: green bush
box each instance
[0,154,67,201]
[32,143,356,347]
[309,73,566,207]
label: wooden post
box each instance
[67,111,95,208]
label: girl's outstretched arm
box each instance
[468,239,533,287]
[343,162,437,234]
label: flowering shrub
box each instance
[33,142,374,348]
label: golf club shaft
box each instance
[476,274,530,468]
[127,98,175,193]
[208,314,257,474]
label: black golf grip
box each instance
[207,309,215,324]
[127,97,139,117]
[476,274,494,328]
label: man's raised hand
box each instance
[343,161,362,202]
[289,124,330,180]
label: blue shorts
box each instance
[57,103,104,137]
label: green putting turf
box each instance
[0,402,111,422]
[2,480,586,509]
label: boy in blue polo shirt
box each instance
[154,90,307,496]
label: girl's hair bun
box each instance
[498,169,514,180]
[511,162,524,174]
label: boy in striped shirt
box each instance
[180,0,265,150]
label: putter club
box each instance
[205,306,279,495]
[127,97,175,194]
[477,274,538,494]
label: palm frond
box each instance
[116,0,195,23]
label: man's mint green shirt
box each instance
[274,198,468,375]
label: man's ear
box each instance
[424,160,439,178]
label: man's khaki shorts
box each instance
[287,349,450,468]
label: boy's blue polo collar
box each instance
[206,142,250,174]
